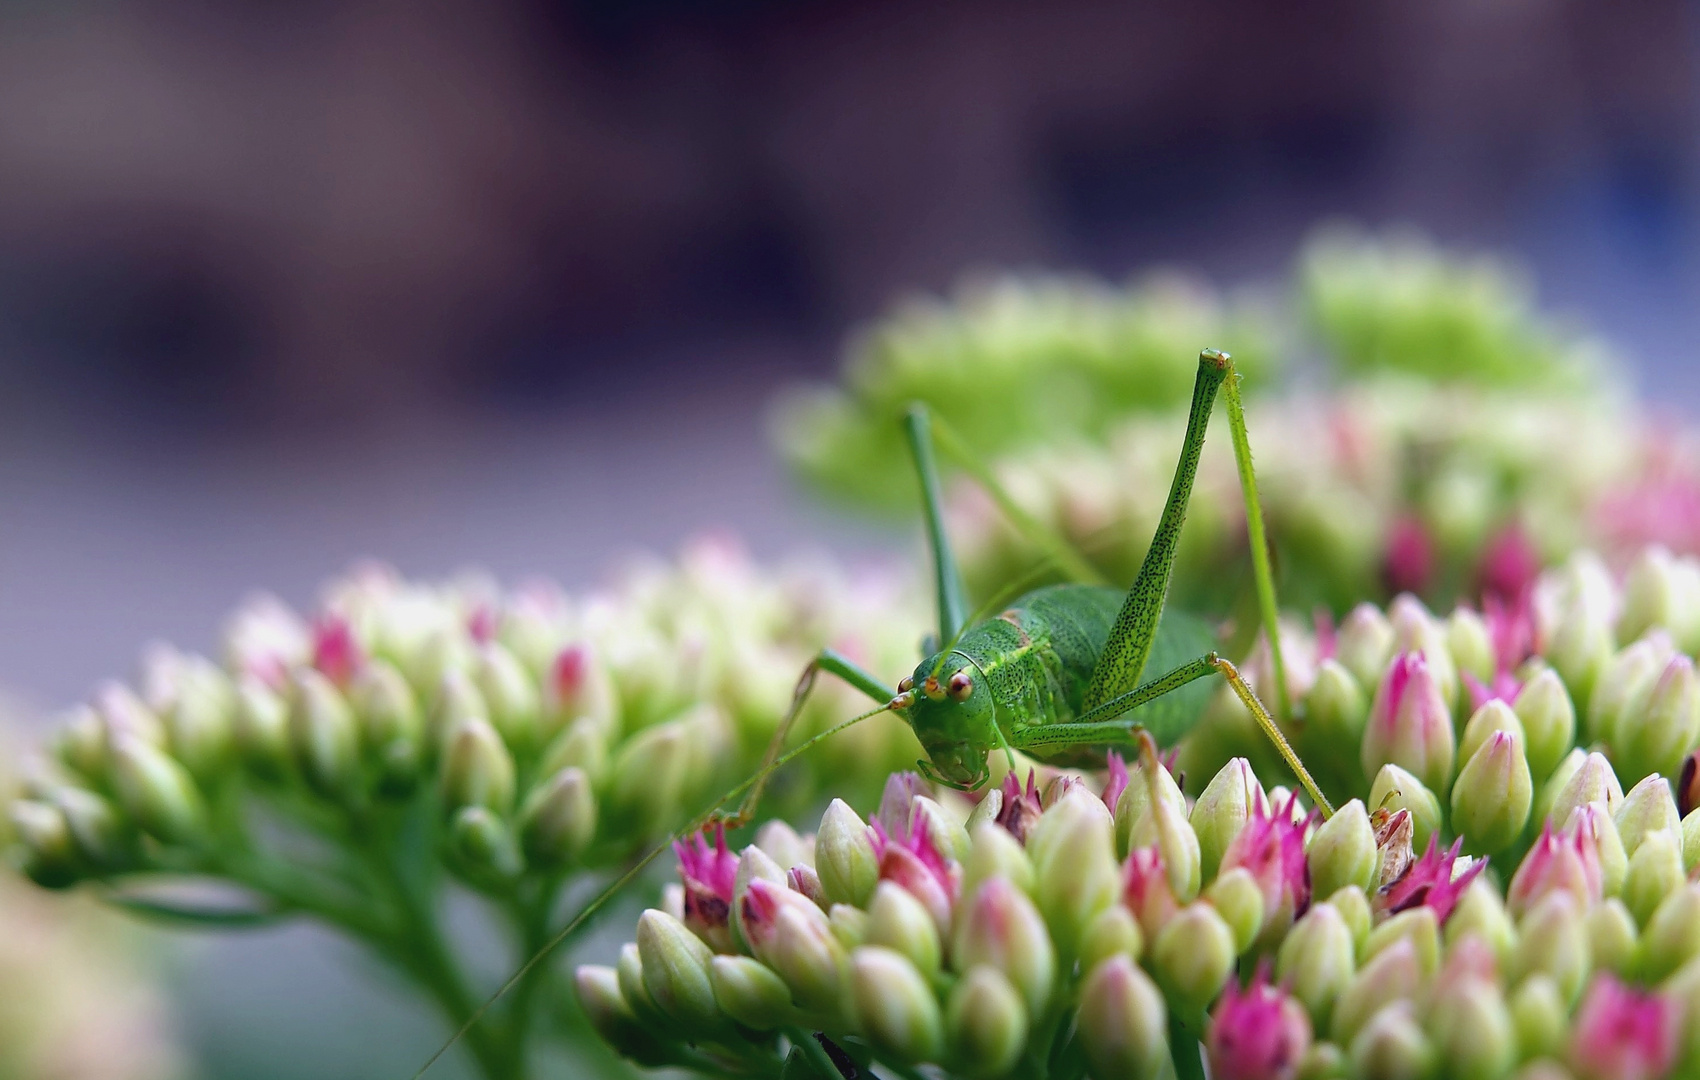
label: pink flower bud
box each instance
[311,613,365,687]
[1507,820,1602,918]
[1478,523,1542,610]
[872,813,961,938]
[1218,791,1315,936]
[1383,516,1435,597]
[1568,973,1677,1080]
[1206,965,1313,1080]
[1102,751,1131,818]
[995,770,1044,843]
[674,826,739,952]
[1363,653,1456,795]
[1123,847,1180,939]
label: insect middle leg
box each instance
[711,647,896,830]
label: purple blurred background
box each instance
[1,2,1697,1076]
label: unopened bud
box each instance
[1151,901,1236,1016]
[606,716,695,838]
[109,735,206,845]
[1428,976,1514,1080]
[518,766,596,864]
[637,909,720,1030]
[164,657,236,781]
[1624,829,1685,929]
[1077,956,1169,1080]
[1078,903,1143,972]
[1205,867,1267,956]
[1510,893,1590,1005]
[1369,763,1443,852]
[1332,938,1424,1047]
[1514,667,1577,783]
[1207,968,1314,1080]
[447,805,523,880]
[709,955,792,1031]
[1296,1041,1348,1080]
[1568,972,1679,1080]
[755,819,812,871]
[816,799,879,908]
[537,719,609,788]
[1509,974,1567,1063]
[10,799,78,887]
[1308,799,1377,898]
[545,641,620,735]
[1363,652,1456,795]
[1447,607,1497,686]
[1549,752,1624,829]
[866,881,942,979]
[945,965,1027,1080]
[349,660,423,790]
[1304,661,1369,789]
[911,795,969,864]
[1277,902,1356,1031]
[1444,879,1515,966]
[1617,546,1700,649]
[234,676,291,778]
[472,642,541,752]
[1459,699,1525,768]
[1452,731,1533,855]
[53,705,108,782]
[1337,603,1396,690]
[1615,775,1681,857]
[829,903,868,950]
[1031,792,1120,960]
[1586,638,1666,750]
[953,875,1056,1017]
[962,821,1033,899]
[1534,747,1587,828]
[574,965,654,1063]
[1190,758,1264,883]
[289,668,362,800]
[1618,654,1700,784]
[1113,754,1189,857]
[617,941,664,1030]
[1585,898,1638,976]
[1565,802,1628,899]
[731,846,787,949]
[53,786,131,871]
[848,947,943,1065]
[1363,907,1440,979]
[1347,1002,1434,1080]
[1542,552,1616,710]
[441,718,516,814]
[1637,882,1700,983]
[741,878,845,1013]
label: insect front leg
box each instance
[712,647,897,830]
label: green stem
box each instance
[1168,1013,1207,1080]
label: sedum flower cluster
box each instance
[4,537,924,1080]
[583,541,1700,1080]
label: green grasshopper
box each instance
[414,348,1328,1077]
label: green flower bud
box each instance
[10,799,78,887]
[1328,885,1374,961]
[53,786,132,871]
[1114,754,1189,859]
[1309,799,1378,898]
[234,676,292,778]
[962,787,1003,835]
[1124,782,1201,903]
[617,941,666,1030]
[911,795,970,863]
[1586,639,1665,750]
[1614,775,1680,859]
[447,805,523,880]
[349,660,422,789]
[1544,553,1616,710]
[637,909,720,1030]
[848,947,943,1065]
[1364,651,1456,796]
[1514,667,1577,784]
[164,656,236,781]
[1429,977,1515,1080]
[962,821,1034,898]
[1205,867,1266,956]
[1077,956,1169,1080]
[1534,748,1587,829]
[1348,1002,1434,1080]
[1636,881,1700,982]
[1278,902,1357,1031]
[1452,731,1534,855]
[1624,829,1684,928]
[1617,545,1700,650]
[1618,655,1700,784]
[575,964,657,1063]
[754,820,812,873]
[441,718,516,814]
[1664,959,1700,1078]
[542,641,620,736]
[289,668,363,800]
[1338,603,1396,690]
[1297,1041,1349,1080]
[866,881,942,979]
[1190,758,1263,883]
[1364,908,1440,979]
[605,706,727,838]
[430,668,488,745]
[1447,607,1497,686]
[1031,793,1120,960]
[518,766,596,865]
[1509,974,1566,1063]
[1548,753,1623,831]
[1445,879,1516,966]
[1304,661,1370,790]
[953,877,1056,1017]
[1079,903,1143,972]
[1370,764,1443,852]
[1685,807,1700,874]
[109,735,206,845]
[472,642,541,752]
[1151,901,1236,1016]
[53,704,107,782]
[744,881,846,1014]
[1459,699,1525,769]
[1389,594,1459,710]
[829,903,868,950]
[732,845,787,950]
[1584,898,1637,976]
[709,955,793,1031]
[1510,893,1590,1005]
[1332,938,1424,1047]
[95,681,166,748]
[1563,802,1628,898]
[946,965,1027,1080]
[817,799,879,907]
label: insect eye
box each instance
[897,676,914,693]
[947,672,974,701]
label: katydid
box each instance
[412,348,1327,1077]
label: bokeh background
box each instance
[1,2,1697,1077]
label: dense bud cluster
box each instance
[4,538,923,1080]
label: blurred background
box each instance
[0,1,1697,1077]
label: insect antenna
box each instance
[408,699,901,1078]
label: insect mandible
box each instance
[412,348,1330,1077]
